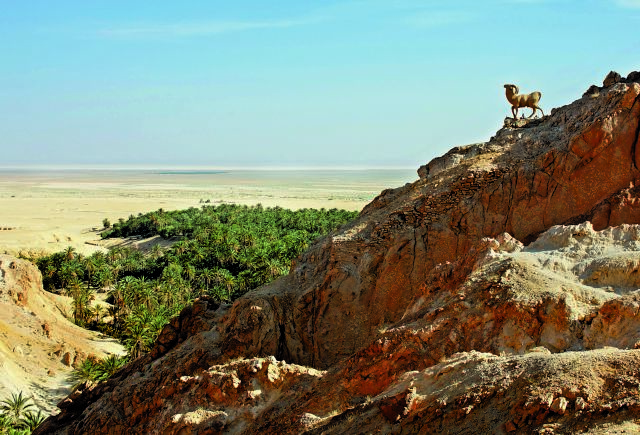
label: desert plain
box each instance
[0,168,415,255]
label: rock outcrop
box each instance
[36,71,640,434]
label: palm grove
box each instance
[33,204,357,368]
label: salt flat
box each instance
[0,168,415,255]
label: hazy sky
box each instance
[1,1,639,168]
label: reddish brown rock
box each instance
[42,321,52,338]
[61,352,73,367]
[603,70,622,87]
[550,397,568,414]
[216,77,640,370]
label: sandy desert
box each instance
[0,168,415,255]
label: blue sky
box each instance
[1,0,639,168]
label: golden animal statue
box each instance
[504,84,545,119]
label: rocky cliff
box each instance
[36,71,640,434]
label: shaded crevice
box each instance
[276,322,290,362]
[409,228,418,287]
[504,171,517,233]
[310,285,318,369]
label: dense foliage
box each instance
[101,203,356,241]
[34,204,358,358]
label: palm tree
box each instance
[124,322,153,359]
[238,230,255,247]
[44,264,57,291]
[84,256,98,290]
[21,409,46,431]
[96,354,127,380]
[72,293,89,325]
[236,270,253,293]
[193,229,210,244]
[106,305,122,327]
[31,201,359,350]
[107,248,121,263]
[69,283,95,326]
[166,282,180,307]
[0,392,36,426]
[128,306,153,330]
[150,244,164,260]
[63,246,76,261]
[0,414,12,432]
[149,311,169,337]
[94,267,114,292]
[197,269,216,293]
[214,269,236,301]
[182,264,196,283]
[119,276,138,308]
[60,261,83,292]
[71,359,100,389]
[137,282,157,311]
[107,281,126,311]
[173,241,188,256]
[91,304,106,324]
[161,263,183,286]
[130,276,148,307]
[151,281,168,305]
[266,257,288,279]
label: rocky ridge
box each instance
[35,71,640,434]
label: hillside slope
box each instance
[0,255,125,414]
[36,71,640,434]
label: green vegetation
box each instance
[71,355,129,388]
[34,204,357,359]
[0,392,45,434]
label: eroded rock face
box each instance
[220,72,640,370]
[36,224,640,434]
[35,71,640,434]
[52,355,324,434]
[293,349,640,434]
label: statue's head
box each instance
[504,84,519,94]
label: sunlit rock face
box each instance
[36,72,640,434]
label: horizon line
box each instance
[0,164,417,171]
